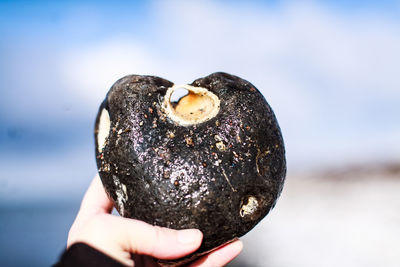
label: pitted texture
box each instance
[95,72,286,264]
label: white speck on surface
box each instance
[113,175,128,216]
[216,141,226,152]
[214,134,223,142]
[97,108,111,152]
[240,196,258,217]
[222,168,236,192]
[214,160,222,166]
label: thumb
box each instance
[112,216,203,260]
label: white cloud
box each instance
[60,38,165,105]
[59,0,400,168]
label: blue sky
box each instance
[0,0,399,202]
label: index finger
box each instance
[77,174,114,220]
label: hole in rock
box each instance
[170,87,189,106]
[163,84,220,126]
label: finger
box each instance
[189,240,243,267]
[78,174,114,219]
[68,175,114,247]
[112,217,203,260]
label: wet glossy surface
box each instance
[95,72,286,263]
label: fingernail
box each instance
[232,240,244,253]
[177,229,202,244]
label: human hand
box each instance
[67,175,243,266]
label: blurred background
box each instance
[0,0,399,266]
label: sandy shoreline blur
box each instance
[231,163,400,267]
[1,163,399,267]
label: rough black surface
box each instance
[95,72,286,265]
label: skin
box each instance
[68,175,243,267]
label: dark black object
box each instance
[54,243,124,267]
[95,72,286,265]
